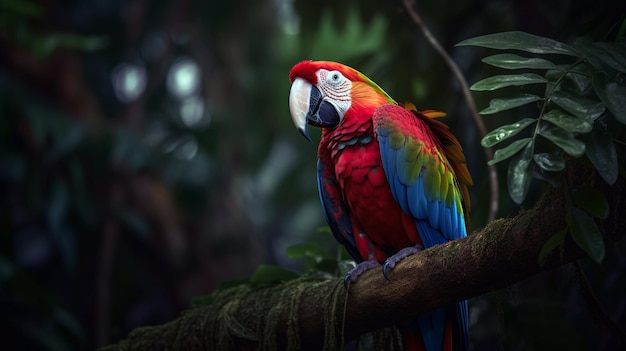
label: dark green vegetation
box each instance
[1,0,624,350]
[458,30,626,264]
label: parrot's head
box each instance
[288,60,395,141]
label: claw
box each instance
[381,245,424,280]
[343,261,381,289]
[382,261,393,280]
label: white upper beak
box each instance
[289,77,312,140]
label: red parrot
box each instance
[288,60,472,351]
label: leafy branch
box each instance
[400,0,500,223]
[457,30,626,263]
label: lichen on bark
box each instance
[101,273,402,351]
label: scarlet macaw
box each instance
[288,60,472,351]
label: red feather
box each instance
[289,60,365,85]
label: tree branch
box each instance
[401,0,499,223]
[101,163,625,351]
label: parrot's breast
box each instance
[332,136,421,261]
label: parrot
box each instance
[288,60,472,351]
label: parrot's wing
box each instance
[317,159,363,262]
[374,103,469,247]
[375,103,470,351]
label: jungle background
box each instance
[1,0,625,350]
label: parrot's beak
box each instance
[289,78,313,141]
[289,78,341,142]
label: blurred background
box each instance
[1,0,624,350]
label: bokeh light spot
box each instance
[167,57,201,99]
[180,95,208,128]
[111,62,147,103]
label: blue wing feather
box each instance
[456,300,469,350]
[417,309,447,351]
[375,104,467,246]
[316,159,362,262]
[416,219,447,248]
[374,104,469,351]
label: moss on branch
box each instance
[102,164,625,351]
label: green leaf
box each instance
[1,0,43,17]
[560,70,593,96]
[538,229,567,266]
[568,207,605,263]
[533,152,565,171]
[534,166,561,187]
[488,138,532,166]
[581,121,618,184]
[286,242,332,272]
[249,265,300,286]
[482,53,558,70]
[24,31,107,58]
[542,109,592,133]
[481,118,535,147]
[456,31,579,56]
[480,94,542,115]
[191,295,216,307]
[317,226,332,234]
[507,140,534,204]
[470,74,549,91]
[571,186,610,219]
[547,66,597,96]
[539,127,586,157]
[286,242,330,260]
[593,72,626,124]
[595,42,626,70]
[618,19,626,40]
[550,91,605,122]
[55,33,108,52]
[574,40,626,73]
[316,258,341,274]
[214,278,250,292]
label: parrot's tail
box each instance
[401,329,426,351]
[400,317,454,351]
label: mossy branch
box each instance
[101,162,625,351]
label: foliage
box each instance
[194,236,355,298]
[0,0,106,57]
[458,30,626,263]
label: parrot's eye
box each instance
[327,71,343,85]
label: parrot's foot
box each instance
[343,261,381,289]
[382,245,424,280]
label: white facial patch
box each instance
[316,69,352,120]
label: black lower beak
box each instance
[307,86,340,130]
